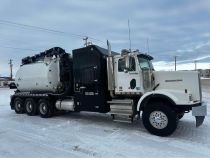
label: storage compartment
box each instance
[72,45,115,112]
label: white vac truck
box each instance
[10,42,207,136]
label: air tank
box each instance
[15,57,63,93]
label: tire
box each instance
[38,99,53,118]
[177,112,184,120]
[142,102,177,136]
[14,97,24,114]
[24,98,37,116]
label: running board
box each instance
[111,114,134,123]
[108,99,134,115]
[113,119,132,123]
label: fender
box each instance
[137,90,178,112]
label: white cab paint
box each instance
[114,54,143,94]
[137,71,201,111]
[154,71,201,101]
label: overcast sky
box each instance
[0,0,210,76]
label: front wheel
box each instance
[38,99,53,118]
[177,112,184,120]
[142,102,177,136]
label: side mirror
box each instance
[125,56,129,69]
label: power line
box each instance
[0,19,104,43]
[0,20,82,38]
[0,45,38,51]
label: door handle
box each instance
[79,86,86,91]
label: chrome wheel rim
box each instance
[149,111,168,129]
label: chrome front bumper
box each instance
[192,102,207,127]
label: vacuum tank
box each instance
[15,47,73,93]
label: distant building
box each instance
[0,77,14,87]
[198,69,210,78]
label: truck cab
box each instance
[114,50,154,96]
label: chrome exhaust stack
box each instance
[107,40,115,92]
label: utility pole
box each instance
[194,60,197,71]
[83,37,88,47]
[174,56,177,71]
[9,59,13,80]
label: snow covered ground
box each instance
[0,88,209,158]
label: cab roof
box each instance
[137,53,153,60]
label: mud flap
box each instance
[195,116,205,127]
[192,102,207,127]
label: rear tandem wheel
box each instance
[38,99,53,118]
[24,98,37,116]
[14,97,24,114]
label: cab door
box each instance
[114,56,141,94]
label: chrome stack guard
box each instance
[192,102,207,127]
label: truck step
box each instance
[107,99,133,104]
[110,104,133,109]
[111,114,133,123]
[113,119,132,123]
[109,109,133,115]
[108,99,134,116]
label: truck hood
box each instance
[153,71,202,102]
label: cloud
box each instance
[202,33,210,37]
[0,0,210,76]
[153,61,210,71]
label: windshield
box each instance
[137,56,154,70]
